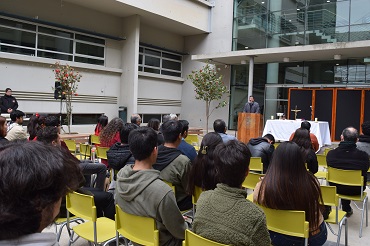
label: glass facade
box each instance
[229,0,370,129]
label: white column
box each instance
[248,56,255,97]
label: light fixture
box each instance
[326,0,330,2]
[283,57,290,62]
[241,60,247,65]
[261,1,265,4]
[245,46,249,49]
[334,54,341,60]
[297,8,300,11]
[289,19,292,22]
[336,63,339,66]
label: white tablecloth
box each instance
[262,120,331,149]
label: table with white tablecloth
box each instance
[262,120,332,149]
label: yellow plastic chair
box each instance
[164,180,176,193]
[315,154,328,181]
[54,216,84,242]
[90,134,101,145]
[324,148,333,156]
[96,146,109,163]
[242,172,264,190]
[261,207,309,246]
[66,191,116,246]
[185,134,199,151]
[182,229,230,246]
[327,167,368,237]
[249,157,263,173]
[115,204,159,246]
[192,185,203,214]
[79,143,91,160]
[320,186,348,246]
[64,139,77,155]
[273,142,280,149]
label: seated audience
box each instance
[291,128,318,174]
[0,116,8,146]
[193,140,270,245]
[130,113,141,126]
[0,141,82,245]
[116,127,187,246]
[27,114,45,140]
[254,141,327,246]
[213,119,237,143]
[357,121,370,156]
[247,134,275,173]
[6,110,27,141]
[187,132,222,195]
[94,115,108,136]
[326,127,369,216]
[147,118,164,145]
[177,119,197,162]
[99,117,124,167]
[154,120,192,211]
[289,121,319,152]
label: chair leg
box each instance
[345,218,348,246]
[359,197,368,237]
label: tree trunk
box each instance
[205,101,210,133]
[66,95,72,133]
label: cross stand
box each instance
[291,105,301,120]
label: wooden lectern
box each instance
[237,112,263,144]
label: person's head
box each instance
[0,141,83,240]
[361,121,370,136]
[0,116,7,138]
[187,132,223,194]
[120,123,139,144]
[341,127,358,143]
[263,134,275,145]
[213,119,226,133]
[147,118,160,131]
[95,115,108,131]
[5,88,12,96]
[44,116,61,133]
[100,117,124,146]
[169,113,178,121]
[128,127,158,162]
[36,126,61,146]
[130,114,142,126]
[179,119,189,138]
[301,121,311,131]
[10,110,25,124]
[27,115,42,140]
[249,95,255,103]
[162,114,171,124]
[214,140,251,188]
[291,128,312,150]
[161,120,182,144]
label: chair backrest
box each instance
[163,180,176,193]
[96,146,109,160]
[273,142,280,149]
[115,205,159,246]
[80,143,91,157]
[64,139,76,152]
[249,157,263,173]
[261,207,309,241]
[183,229,230,246]
[66,191,97,222]
[316,154,327,168]
[324,148,332,156]
[185,134,198,146]
[90,134,101,145]
[320,185,338,207]
[242,172,264,190]
[192,185,203,205]
[327,167,363,187]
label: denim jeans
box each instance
[270,221,327,246]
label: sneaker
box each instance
[345,209,353,217]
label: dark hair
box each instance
[128,127,157,161]
[361,121,370,136]
[0,141,83,240]
[213,119,226,133]
[0,116,6,138]
[5,88,11,92]
[27,115,44,140]
[257,141,324,232]
[263,134,275,144]
[301,121,311,131]
[120,123,139,143]
[161,120,182,143]
[179,120,189,135]
[130,114,141,125]
[44,116,60,127]
[214,140,251,188]
[10,110,25,122]
[147,118,160,131]
[36,127,59,145]
[342,127,358,142]
[292,128,312,150]
[94,115,108,133]
[187,132,222,194]
[100,117,124,146]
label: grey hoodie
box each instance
[116,165,187,246]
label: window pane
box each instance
[0,45,35,56]
[75,34,105,45]
[38,26,73,39]
[161,70,181,77]
[144,67,160,74]
[138,66,143,71]
[37,51,73,61]
[139,54,143,64]
[139,46,143,53]
[0,17,36,31]
[76,42,104,58]
[142,114,161,123]
[38,34,73,53]
[145,48,161,56]
[162,52,181,61]
[162,60,181,71]
[75,56,104,65]
[72,114,101,125]
[0,26,35,47]
[145,56,160,67]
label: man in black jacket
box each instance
[247,134,275,173]
[327,127,369,216]
[0,88,18,114]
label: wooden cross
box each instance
[291,105,301,120]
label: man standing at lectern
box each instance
[243,95,260,113]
